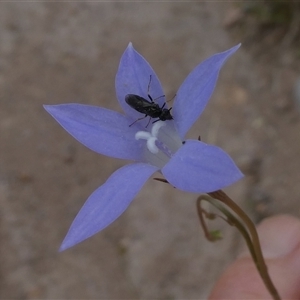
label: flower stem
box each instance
[153,177,280,299]
[208,190,281,300]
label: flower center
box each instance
[135,121,182,168]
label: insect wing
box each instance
[125,94,153,114]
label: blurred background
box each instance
[1,1,300,299]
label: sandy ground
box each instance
[1,2,300,299]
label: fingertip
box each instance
[242,214,300,259]
[210,214,300,299]
[209,257,270,299]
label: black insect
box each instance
[125,75,173,127]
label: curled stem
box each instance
[153,177,280,299]
[197,195,256,260]
[198,190,281,300]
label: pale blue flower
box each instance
[44,43,243,251]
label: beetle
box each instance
[125,75,173,127]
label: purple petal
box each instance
[44,104,145,161]
[161,140,243,193]
[60,163,158,251]
[115,43,166,125]
[173,44,241,139]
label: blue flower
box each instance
[44,43,243,251]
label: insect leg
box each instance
[147,75,152,95]
[152,119,160,124]
[146,116,152,128]
[129,115,148,127]
[147,74,165,103]
[147,75,154,102]
[167,94,176,103]
[153,95,165,102]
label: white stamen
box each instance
[135,121,174,155]
[147,137,159,154]
[151,121,165,138]
[135,129,159,154]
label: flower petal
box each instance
[161,140,243,193]
[173,44,241,139]
[60,163,158,251]
[115,43,166,124]
[44,104,145,161]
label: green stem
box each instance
[208,190,281,300]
